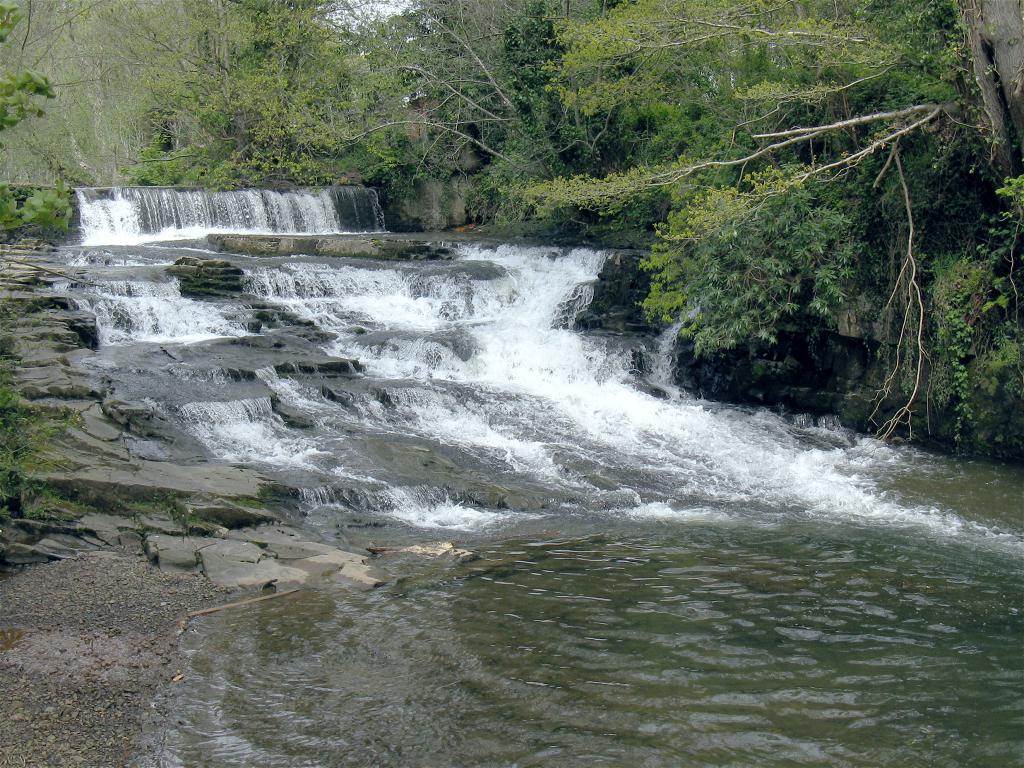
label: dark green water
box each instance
[158,517,1022,768]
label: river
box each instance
[56,188,1024,767]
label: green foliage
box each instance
[0,184,71,239]
[122,0,356,188]
[17,184,71,232]
[123,143,201,187]
[0,2,68,236]
[0,68,53,131]
[0,2,54,132]
[645,182,854,353]
[932,259,989,443]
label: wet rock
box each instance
[292,549,365,578]
[187,501,277,530]
[336,560,385,589]
[274,358,364,376]
[167,256,244,297]
[144,534,201,572]
[224,526,337,560]
[123,437,173,461]
[64,311,100,350]
[320,384,354,407]
[100,398,168,437]
[374,541,478,564]
[202,558,310,590]
[208,233,455,260]
[574,251,655,335]
[273,400,315,429]
[141,525,381,591]
[382,176,473,231]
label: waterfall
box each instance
[52,238,1021,547]
[75,186,385,245]
[177,397,322,467]
[78,278,247,345]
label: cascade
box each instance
[52,239,1022,548]
[75,185,385,245]
[78,278,246,345]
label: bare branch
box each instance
[751,103,942,140]
[871,150,926,441]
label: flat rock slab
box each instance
[144,526,382,591]
[144,534,201,571]
[208,234,454,261]
[43,452,266,504]
[204,559,311,590]
[224,526,343,560]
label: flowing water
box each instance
[75,186,384,245]
[52,204,1024,767]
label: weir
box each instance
[74,185,385,245]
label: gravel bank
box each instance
[0,552,224,767]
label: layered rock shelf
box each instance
[0,251,391,591]
[207,233,455,260]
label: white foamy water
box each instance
[76,186,384,246]
[297,243,1020,547]
[245,262,508,333]
[378,487,516,531]
[77,279,247,345]
[69,280,247,346]
[178,397,323,468]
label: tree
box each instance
[527,0,1020,442]
[123,0,357,188]
[961,0,1024,177]
[0,1,69,237]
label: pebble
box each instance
[0,552,223,766]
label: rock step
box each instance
[167,256,245,297]
[207,234,454,260]
[143,527,384,591]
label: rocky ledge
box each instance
[0,249,486,767]
[0,254,383,590]
[208,233,455,260]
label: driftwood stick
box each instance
[176,588,303,634]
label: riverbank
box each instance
[0,552,223,767]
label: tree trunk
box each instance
[962,0,1024,177]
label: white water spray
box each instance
[75,186,385,246]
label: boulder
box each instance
[167,256,244,297]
